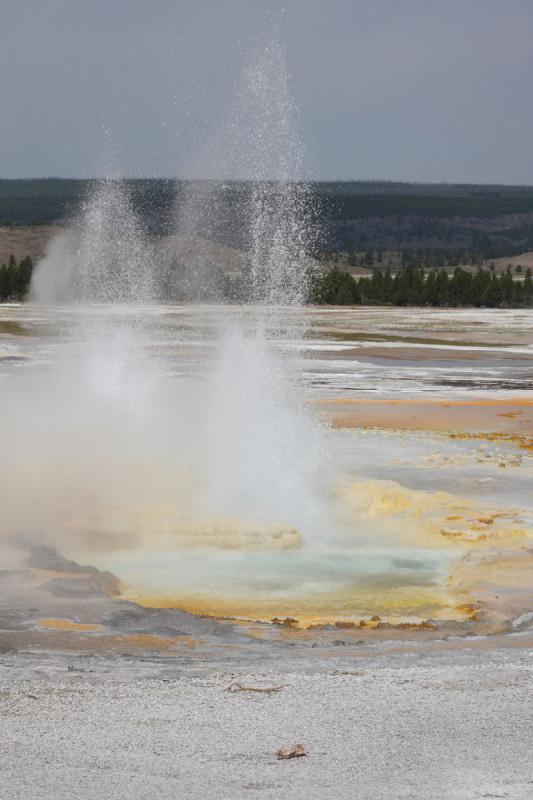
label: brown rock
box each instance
[277,744,307,760]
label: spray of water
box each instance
[29,138,161,454]
[198,320,327,538]
[170,40,318,305]
[31,177,156,304]
[180,40,326,536]
[240,42,315,306]
[5,39,330,617]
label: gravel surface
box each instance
[1,648,532,799]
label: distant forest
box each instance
[0,256,33,301]
[4,178,533,259]
[3,179,533,307]
[310,265,533,308]
[2,252,532,308]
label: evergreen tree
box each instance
[501,266,514,306]
[369,268,384,301]
[449,268,473,306]
[0,265,9,301]
[524,268,533,304]
[472,268,492,306]
[0,255,34,301]
[382,267,394,303]
[434,270,450,305]
[312,267,360,305]
[15,256,33,299]
[425,270,438,305]
[482,273,503,307]
[364,248,374,267]
[513,279,524,306]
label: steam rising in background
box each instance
[31,133,157,305]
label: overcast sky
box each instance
[2,0,533,183]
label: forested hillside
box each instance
[3,179,533,260]
[3,180,533,306]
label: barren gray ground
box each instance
[1,647,532,800]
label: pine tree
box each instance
[382,267,394,303]
[364,248,374,267]
[501,266,514,306]
[524,268,533,305]
[434,269,449,306]
[482,274,503,307]
[0,265,9,301]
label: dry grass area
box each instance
[326,249,533,277]
[159,233,247,275]
[2,226,533,281]
[0,225,61,264]
[488,251,533,271]
[0,226,249,274]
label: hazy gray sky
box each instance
[2,0,533,183]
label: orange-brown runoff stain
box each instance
[316,396,533,442]
[441,530,487,543]
[0,630,199,654]
[318,398,533,409]
[113,633,198,650]
[448,431,533,452]
[124,588,452,629]
[35,618,103,632]
[454,604,478,618]
[33,621,199,652]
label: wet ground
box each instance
[1,304,532,651]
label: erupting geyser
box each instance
[2,40,333,621]
[31,162,157,305]
[10,41,495,629]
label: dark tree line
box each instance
[311,265,533,307]
[0,255,34,301]
[3,250,532,308]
